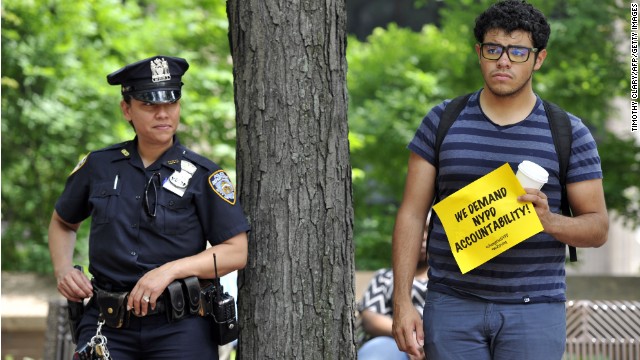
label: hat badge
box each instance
[150,58,171,83]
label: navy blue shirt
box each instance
[55,136,250,289]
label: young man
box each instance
[391,1,608,359]
[48,55,250,359]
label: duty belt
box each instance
[92,276,203,328]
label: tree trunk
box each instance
[227,0,356,359]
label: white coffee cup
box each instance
[516,160,549,190]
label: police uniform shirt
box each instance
[55,136,250,289]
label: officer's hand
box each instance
[56,266,93,302]
[518,188,553,228]
[392,301,424,358]
[127,266,174,316]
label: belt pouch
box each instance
[166,280,186,322]
[95,288,129,328]
[181,276,201,315]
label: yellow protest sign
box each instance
[432,163,543,274]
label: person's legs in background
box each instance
[358,336,408,360]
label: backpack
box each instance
[431,93,577,262]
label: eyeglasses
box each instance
[144,172,161,217]
[480,43,539,63]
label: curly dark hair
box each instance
[474,0,550,50]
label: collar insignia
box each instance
[121,149,130,157]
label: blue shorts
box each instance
[423,290,566,360]
[76,306,218,360]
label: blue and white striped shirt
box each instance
[408,90,602,303]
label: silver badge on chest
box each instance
[163,160,197,197]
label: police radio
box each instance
[200,253,238,345]
[211,254,236,323]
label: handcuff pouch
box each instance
[181,276,202,315]
[94,287,129,329]
[166,280,186,322]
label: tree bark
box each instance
[227,0,355,359]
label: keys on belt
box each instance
[73,319,111,360]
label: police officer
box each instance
[48,55,250,359]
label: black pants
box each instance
[76,306,218,359]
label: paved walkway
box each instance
[1,272,63,331]
[2,272,63,359]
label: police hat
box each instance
[107,55,189,104]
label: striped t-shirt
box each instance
[408,90,602,303]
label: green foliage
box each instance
[349,0,638,269]
[2,0,638,274]
[1,0,236,272]
[599,132,640,227]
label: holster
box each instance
[165,280,186,322]
[181,276,202,315]
[67,299,85,344]
[67,265,86,343]
[94,287,129,328]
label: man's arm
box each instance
[392,152,436,357]
[48,210,93,302]
[519,178,608,248]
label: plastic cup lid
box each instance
[518,160,549,183]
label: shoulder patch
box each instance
[70,153,90,176]
[208,170,236,205]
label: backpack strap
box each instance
[543,100,577,262]
[433,93,473,171]
[427,93,473,247]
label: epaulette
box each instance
[70,141,132,175]
[179,146,217,172]
[91,140,133,154]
